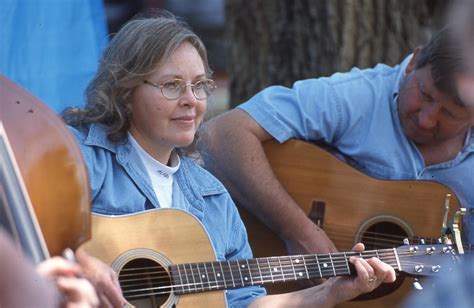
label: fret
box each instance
[259,257,272,284]
[328,253,336,276]
[235,260,245,286]
[209,262,221,289]
[245,259,255,285]
[277,257,286,281]
[317,254,335,278]
[342,252,351,275]
[195,263,205,292]
[218,261,228,289]
[266,256,284,282]
[254,258,263,284]
[203,262,215,290]
[170,265,185,295]
[187,263,198,293]
[226,260,237,288]
[237,259,252,286]
[313,254,323,278]
[284,256,296,280]
[201,262,214,291]
[290,255,306,280]
[266,258,275,283]
[180,263,191,293]
[301,255,310,279]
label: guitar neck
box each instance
[170,248,399,294]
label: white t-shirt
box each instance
[128,133,180,208]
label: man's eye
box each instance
[442,109,456,118]
[420,91,432,102]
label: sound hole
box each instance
[361,221,408,250]
[119,257,171,307]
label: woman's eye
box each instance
[194,81,205,89]
[163,80,181,89]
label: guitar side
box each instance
[80,209,226,308]
[240,139,460,307]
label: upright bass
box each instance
[0,75,90,262]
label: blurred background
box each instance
[1,0,452,115]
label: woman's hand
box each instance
[37,257,99,308]
[75,248,126,308]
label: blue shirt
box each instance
[0,0,108,112]
[239,56,474,244]
[70,123,266,307]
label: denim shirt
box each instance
[239,55,474,244]
[70,123,266,307]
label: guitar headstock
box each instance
[395,244,460,277]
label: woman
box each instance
[64,12,395,307]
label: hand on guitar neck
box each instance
[283,216,338,287]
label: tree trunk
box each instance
[225,0,449,107]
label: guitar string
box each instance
[117,250,439,279]
[119,256,431,298]
[116,250,447,297]
[322,230,462,248]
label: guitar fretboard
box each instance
[170,249,398,294]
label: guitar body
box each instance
[240,139,460,307]
[81,209,226,308]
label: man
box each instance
[200,25,474,259]
[404,1,474,307]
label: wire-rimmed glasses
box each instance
[143,78,217,100]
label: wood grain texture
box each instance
[240,139,460,308]
[81,209,225,308]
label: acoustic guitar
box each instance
[238,139,466,307]
[80,208,459,308]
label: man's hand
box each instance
[327,243,396,305]
[284,223,338,255]
[75,248,126,308]
[284,222,338,286]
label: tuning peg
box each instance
[415,265,425,273]
[413,278,423,291]
[403,238,410,245]
[409,246,419,253]
[420,238,426,244]
[442,246,453,254]
[431,265,441,272]
[437,238,443,244]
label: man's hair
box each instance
[63,10,211,144]
[414,26,466,106]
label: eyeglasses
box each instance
[143,78,217,100]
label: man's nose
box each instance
[418,104,439,130]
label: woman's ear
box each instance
[405,47,422,74]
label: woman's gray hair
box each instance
[64,11,211,144]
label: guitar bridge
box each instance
[308,200,326,228]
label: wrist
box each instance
[321,278,340,307]
[280,217,320,242]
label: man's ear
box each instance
[456,73,474,108]
[405,47,422,74]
